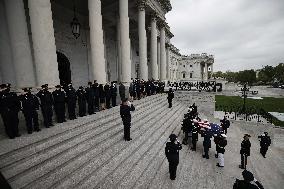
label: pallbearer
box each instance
[19,87,40,134]
[37,84,54,128]
[216,134,227,167]
[165,134,182,180]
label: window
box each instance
[183,73,185,78]
[190,73,193,78]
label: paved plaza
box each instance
[0,90,283,189]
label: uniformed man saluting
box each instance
[19,88,40,134]
[167,88,174,108]
[165,134,182,180]
[52,85,66,123]
[120,98,135,141]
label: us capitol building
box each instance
[0,0,214,88]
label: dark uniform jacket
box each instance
[52,90,66,104]
[85,86,95,103]
[240,140,251,156]
[165,142,182,163]
[0,91,20,113]
[119,84,125,98]
[19,93,40,113]
[110,84,117,97]
[37,90,53,107]
[167,91,174,100]
[216,138,227,154]
[233,179,264,189]
[258,135,271,148]
[66,87,77,104]
[120,104,135,124]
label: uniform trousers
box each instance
[123,122,131,140]
[1,111,19,138]
[169,161,178,180]
[218,153,224,166]
[241,154,248,169]
[41,105,53,127]
[23,110,39,133]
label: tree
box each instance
[274,63,284,83]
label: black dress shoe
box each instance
[202,155,206,158]
[216,163,224,167]
[126,138,132,141]
[239,165,245,169]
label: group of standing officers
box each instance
[168,81,222,92]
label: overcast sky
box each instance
[166,0,284,72]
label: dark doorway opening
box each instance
[56,51,71,86]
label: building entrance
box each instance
[56,51,71,86]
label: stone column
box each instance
[166,45,170,80]
[150,14,158,80]
[4,0,36,87]
[204,63,208,81]
[28,0,59,86]
[116,16,121,82]
[160,26,166,81]
[88,0,106,84]
[138,1,148,81]
[157,39,160,79]
[119,0,131,83]
[0,1,16,85]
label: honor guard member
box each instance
[191,119,199,151]
[202,131,212,159]
[86,82,95,114]
[0,84,21,139]
[66,83,77,120]
[19,88,40,134]
[76,86,87,117]
[120,98,135,141]
[104,83,111,109]
[37,84,54,128]
[181,114,192,145]
[167,88,174,108]
[119,82,126,100]
[258,132,271,158]
[165,134,182,180]
[52,85,66,123]
[233,170,264,189]
[216,134,227,167]
[239,134,251,169]
[221,117,230,134]
[110,82,117,107]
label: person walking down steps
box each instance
[120,98,135,141]
[165,134,182,180]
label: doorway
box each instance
[56,51,71,86]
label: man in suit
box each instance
[165,134,182,180]
[120,98,135,141]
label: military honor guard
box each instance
[19,88,40,134]
[165,134,182,180]
[216,134,227,167]
[258,132,271,158]
[239,134,251,169]
[120,98,135,141]
[37,84,54,128]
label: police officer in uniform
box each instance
[86,82,95,114]
[0,84,21,139]
[104,83,111,109]
[93,82,100,112]
[52,85,66,123]
[167,88,174,108]
[19,88,40,134]
[239,134,251,169]
[110,82,117,107]
[76,86,87,117]
[65,83,77,120]
[258,132,271,158]
[202,131,212,159]
[221,117,230,134]
[165,134,182,180]
[191,119,199,151]
[37,84,54,128]
[120,98,135,141]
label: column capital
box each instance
[151,12,158,21]
[157,19,166,29]
[137,0,147,11]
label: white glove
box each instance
[127,101,131,106]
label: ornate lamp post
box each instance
[70,0,80,39]
[241,83,249,112]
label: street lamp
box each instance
[241,83,249,112]
[70,1,80,39]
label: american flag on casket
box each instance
[198,121,222,135]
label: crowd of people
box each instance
[168,81,222,92]
[0,79,166,139]
[165,103,270,188]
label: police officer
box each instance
[52,85,66,123]
[221,117,230,134]
[258,132,271,158]
[93,82,100,112]
[19,88,40,134]
[66,83,77,120]
[120,98,135,141]
[239,134,251,169]
[216,134,227,167]
[76,86,87,117]
[86,82,95,114]
[37,84,54,128]
[104,83,111,109]
[167,88,174,108]
[191,119,199,151]
[110,82,117,107]
[145,80,151,96]
[165,134,182,180]
[0,84,21,139]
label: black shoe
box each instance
[216,163,224,167]
[49,124,54,126]
[9,136,15,139]
[126,138,132,141]
[206,157,209,159]
[202,155,206,158]
[15,134,21,137]
[239,165,245,169]
[191,148,196,151]
[46,126,50,128]
[28,131,32,134]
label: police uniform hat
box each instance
[244,134,251,138]
[242,170,254,182]
[264,132,268,135]
[79,86,84,90]
[122,98,128,103]
[0,84,6,89]
[55,85,61,88]
[22,87,31,92]
[169,134,177,141]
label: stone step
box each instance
[47,103,182,189]
[0,94,164,157]
[3,99,167,185]
[115,108,185,189]
[6,99,168,188]
[0,94,164,168]
[75,103,185,188]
